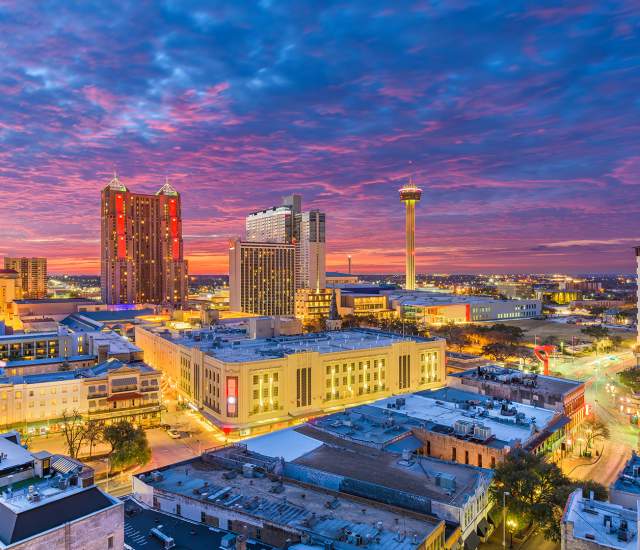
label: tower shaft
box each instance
[405,200,416,290]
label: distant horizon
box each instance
[49,270,637,278]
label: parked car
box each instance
[166,429,181,439]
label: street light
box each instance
[502,491,510,549]
[507,518,517,549]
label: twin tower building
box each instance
[101,176,325,315]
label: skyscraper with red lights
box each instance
[101,175,188,306]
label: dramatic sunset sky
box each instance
[0,1,638,275]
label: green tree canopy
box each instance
[490,449,607,542]
[103,421,151,472]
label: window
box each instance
[107,536,114,549]
[452,447,457,461]
[465,450,469,465]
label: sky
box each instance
[0,1,639,275]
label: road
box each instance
[551,350,638,486]
[28,398,231,497]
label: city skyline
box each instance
[1,2,639,275]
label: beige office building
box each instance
[135,325,446,436]
[3,258,46,299]
[229,238,296,316]
[0,269,23,330]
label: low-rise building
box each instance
[447,365,586,434]
[133,445,450,550]
[0,431,123,550]
[294,288,335,323]
[364,386,570,467]
[136,325,446,437]
[0,326,141,375]
[241,410,495,549]
[12,298,105,322]
[388,292,541,325]
[123,497,275,550]
[0,359,162,435]
[562,489,639,550]
[445,352,492,374]
[610,452,640,510]
[326,271,359,285]
[339,291,394,319]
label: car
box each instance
[166,429,181,439]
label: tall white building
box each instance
[245,194,326,290]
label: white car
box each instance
[166,429,181,439]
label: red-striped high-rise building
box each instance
[101,175,188,306]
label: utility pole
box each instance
[503,491,510,549]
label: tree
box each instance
[82,420,105,458]
[619,367,640,393]
[482,342,514,362]
[490,449,608,542]
[60,409,85,459]
[582,417,610,450]
[581,325,610,341]
[436,323,470,352]
[103,420,151,472]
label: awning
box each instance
[464,531,481,550]
[106,391,142,402]
[477,518,490,537]
[52,456,81,475]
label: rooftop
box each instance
[0,358,157,386]
[564,489,638,550]
[450,365,583,396]
[137,448,443,550]
[152,327,440,363]
[13,298,99,305]
[0,485,117,546]
[368,387,557,449]
[612,452,640,496]
[123,497,275,550]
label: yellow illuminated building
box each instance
[136,324,446,436]
[0,269,23,330]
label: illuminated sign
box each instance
[226,376,238,417]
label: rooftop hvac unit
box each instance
[473,424,492,441]
[454,420,473,436]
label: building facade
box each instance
[0,359,162,435]
[101,176,188,306]
[135,325,446,436]
[229,238,296,316]
[390,292,542,325]
[3,258,46,300]
[0,270,22,331]
[245,194,326,291]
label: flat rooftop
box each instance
[138,450,442,550]
[564,490,637,550]
[292,425,492,509]
[123,497,274,550]
[450,365,583,396]
[152,327,440,363]
[369,387,557,448]
[0,358,156,386]
[612,452,640,495]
